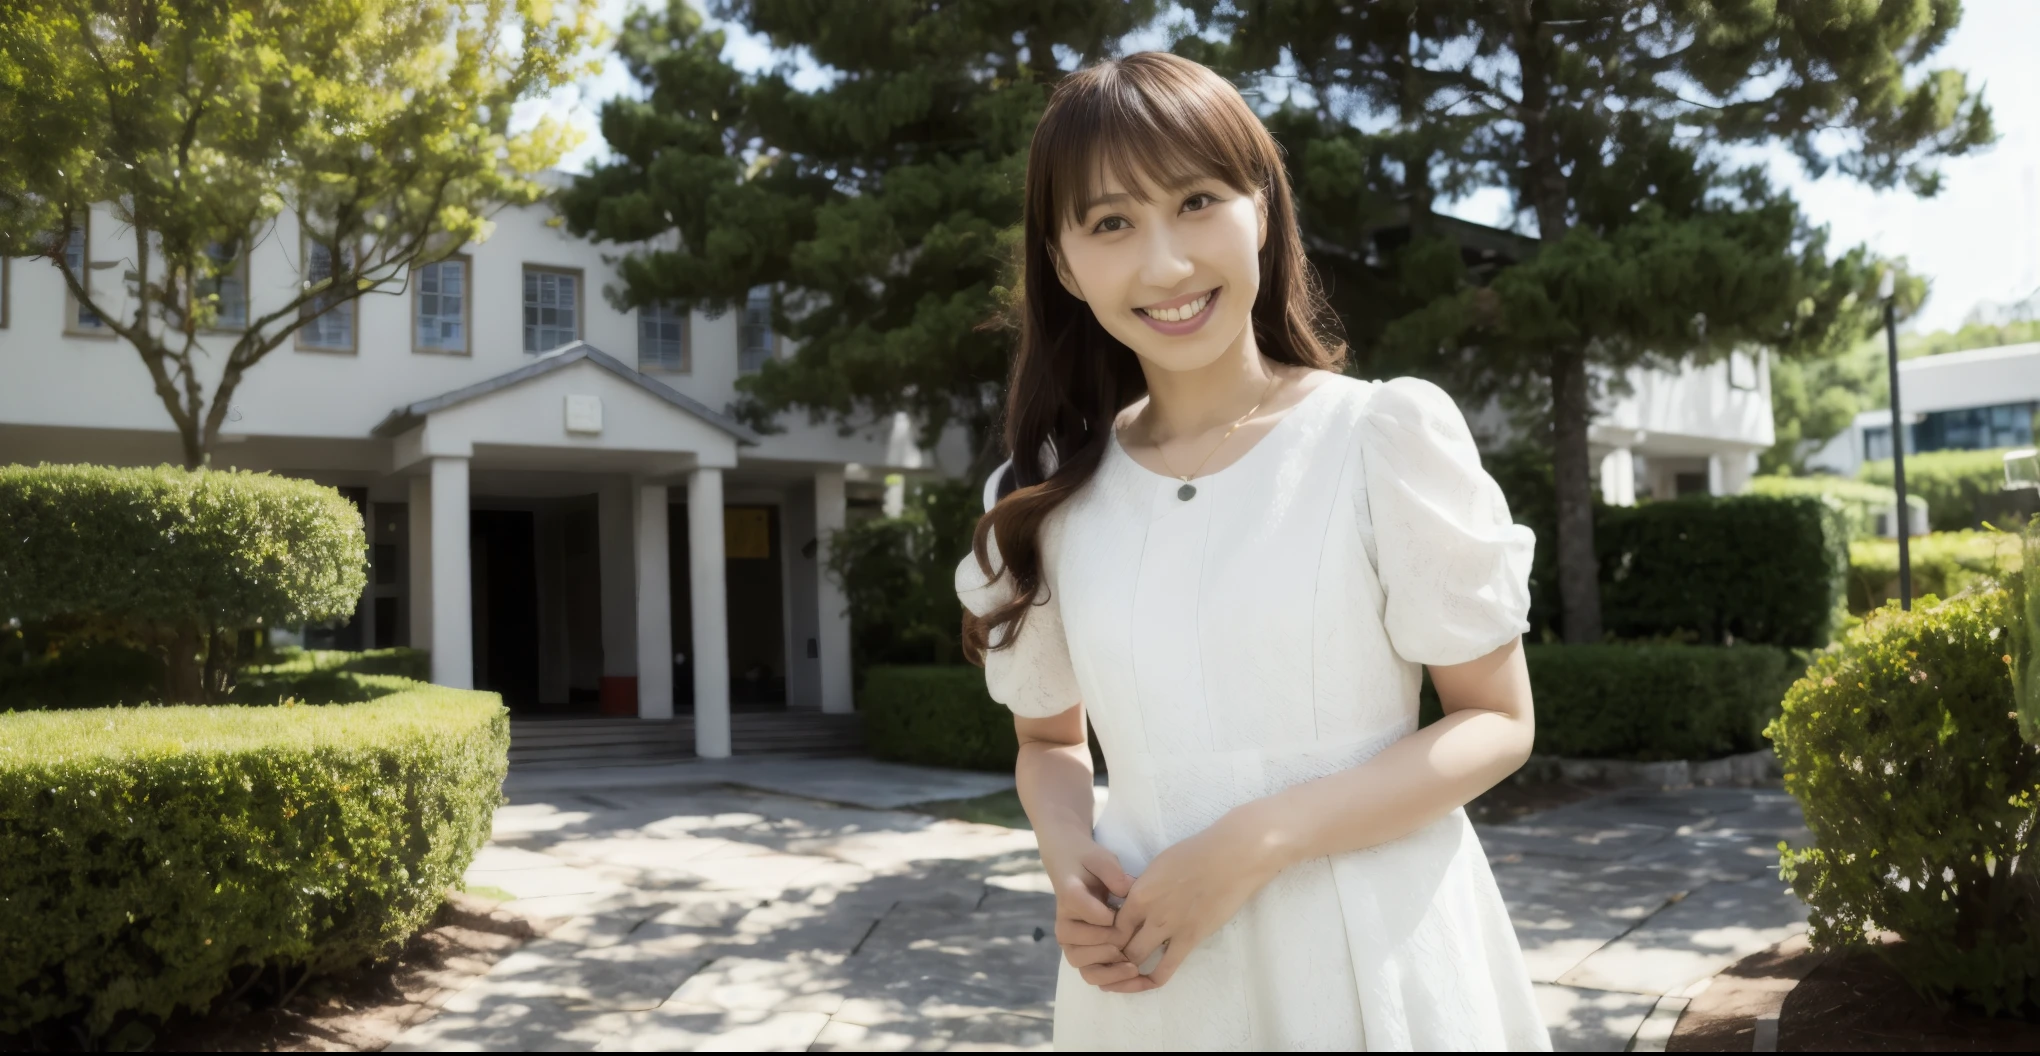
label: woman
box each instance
[954,52,1551,1051]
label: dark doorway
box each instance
[471,509,540,710]
[669,502,788,712]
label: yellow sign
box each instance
[723,506,772,559]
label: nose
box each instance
[1136,221,1195,294]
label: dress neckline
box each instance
[1107,371,1342,485]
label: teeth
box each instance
[1147,292,1210,323]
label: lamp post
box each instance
[1880,270,1913,611]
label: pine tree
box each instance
[1188,0,1990,642]
[559,0,1158,479]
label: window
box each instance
[64,220,104,332]
[522,266,581,353]
[638,302,690,373]
[1727,349,1759,391]
[414,257,469,354]
[198,240,248,330]
[739,284,775,374]
[299,238,357,352]
[1913,401,2038,453]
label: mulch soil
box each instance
[3,893,551,1053]
[1670,934,2040,1052]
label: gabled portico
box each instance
[368,341,849,759]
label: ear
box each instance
[1052,246,1086,303]
[1256,191,1269,252]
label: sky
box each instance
[524,0,2040,335]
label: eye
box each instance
[1183,192,1219,212]
[1091,215,1130,234]
[1093,195,1215,237]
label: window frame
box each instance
[198,237,253,335]
[521,264,585,355]
[411,253,473,356]
[738,284,776,375]
[295,234,361,354]
[63,214,113,338]
[1726,349,1759,391]
[637,301,692,375]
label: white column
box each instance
[407,475,433,653]
[597,480,637,681]
[428,456,472,689]
[634,482,675,722]
[688,468,732,758]
[1599,447,1636,507]
[1707,451,1755,497]
[813,469,854,715]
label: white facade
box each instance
[1463,350,1776,504]
[1807,342,2040,477]
[0,197,971,755]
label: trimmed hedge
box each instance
[1847,530,2022,613]
[0,686,508,1036]
[1597,495,1846,649]
[873,644,1797,771]
[1860,447,2020,532]
[0,646,431,711]
[0,464,367,702]
[1770,589,2039,1016]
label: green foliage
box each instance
[1769,589,2040,1016]
[1861,447,2022,532]
[0,465,367,703]
[861,665,1019,772]
[1901,318,2040,359]
[1848,531,2022,614]
[0,0,598,467]
[0,684,509,1036]
[825,479,981,671]
[1748,474,1924,542]
[1761,340,1890,475]
[2018,518,2040,744]
[560,0,1157,463]
[0,644,428,712]
[1420,644,1797,762]
[1597,495,1846,649]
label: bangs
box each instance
[1037,60,1272,234]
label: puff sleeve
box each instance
[1358,378,1536,667]
[953,460,1083,718]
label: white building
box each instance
[1807,342,2040,477]
[0,195,971,757]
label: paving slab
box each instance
[390,758,1811,1052]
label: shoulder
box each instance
[1357,376,1464,433]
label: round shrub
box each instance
[863,664,1021,771]
[0,464,367,702]
[0,686,508,1038]
[1769,588,2040,1016]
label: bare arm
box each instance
[1105,636,1535,990]
[1014,704,1142,987]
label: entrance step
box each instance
[508,712,865,769]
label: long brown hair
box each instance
[961,51,1346,667]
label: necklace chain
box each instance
[1148,371,1283,483]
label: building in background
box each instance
[0,187,973,755]
[1807,342,2040,477]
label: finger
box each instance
[1057,881,1117,928]
[1055,918,1121,947]
[1099,974,1161,994]
[1146,933,1194,986]
[1079,961,1144,987]
[1121,921,1169,971]
[1108,898,1147,949]
[1084,848,1136,899]
[1060,942,1129,969]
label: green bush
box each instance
[827,478,980,674]
[1421,643,1798,761]
[1860,447,2020,531]
[0,685,507,1037]
[1847,530,2022,613]
[0,644,429,712]
[0,465,368,703]
[1748,473,1927,542]
[862,664,1108,774]
[1769,588,2039,1015]
[1598,494,1847,649]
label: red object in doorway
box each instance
[598,676,638,717]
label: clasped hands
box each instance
[1047,816,1276,994]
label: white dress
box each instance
[954,373,1552,1051]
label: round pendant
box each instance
[1177,482,1197,501]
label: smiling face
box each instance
[1052,168,1267,374]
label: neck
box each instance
[1134,326,1280,443]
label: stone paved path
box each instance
[388,760,1810,1052]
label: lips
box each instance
[1135,287,1220,335]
